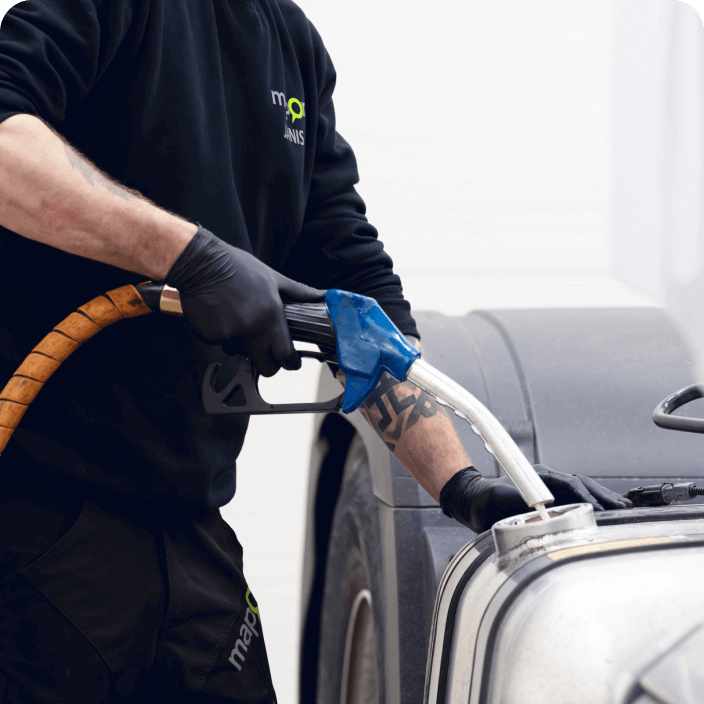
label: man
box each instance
[0,0,630,701]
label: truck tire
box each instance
[316,434,385,704]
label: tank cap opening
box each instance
[492,503,599,566]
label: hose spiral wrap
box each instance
[0,285,152,457]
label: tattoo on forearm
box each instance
[361,372,440,452]
[64,145,137,200]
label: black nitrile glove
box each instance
[439,464,633,534]
[532,464,632,512]
[166,224,326,377]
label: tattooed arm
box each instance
[0,113,196,278]
[337,336,474,502]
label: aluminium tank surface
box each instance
[424,506,704,704]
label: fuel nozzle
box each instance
[624,482,704,507]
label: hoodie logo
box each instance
[288,98,303,124]
[271,90,305,146]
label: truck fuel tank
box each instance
[424,504,704,704]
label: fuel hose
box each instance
[0,284,153,458]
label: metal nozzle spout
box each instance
[405,359,555,510]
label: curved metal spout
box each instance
[406,359,554,512]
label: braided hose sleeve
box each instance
[0,285,153,457]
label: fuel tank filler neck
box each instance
[492,503,600,567]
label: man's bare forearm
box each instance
[339,337,473,502]
[0,113,197,279]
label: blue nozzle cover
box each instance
[324,290,421,413]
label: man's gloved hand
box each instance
[165,224,326,377]
[532,465,632,512]
[439,464,633,534]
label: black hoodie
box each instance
[0,0,418,512]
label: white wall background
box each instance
[612,0,704,381]
[0,0,666,701]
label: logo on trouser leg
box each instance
[228,589,260,672]
[245,588,259,615]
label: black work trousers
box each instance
[0,489,278,703]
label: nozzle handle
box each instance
[136,285,422,414]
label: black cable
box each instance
[624,482,704,506]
